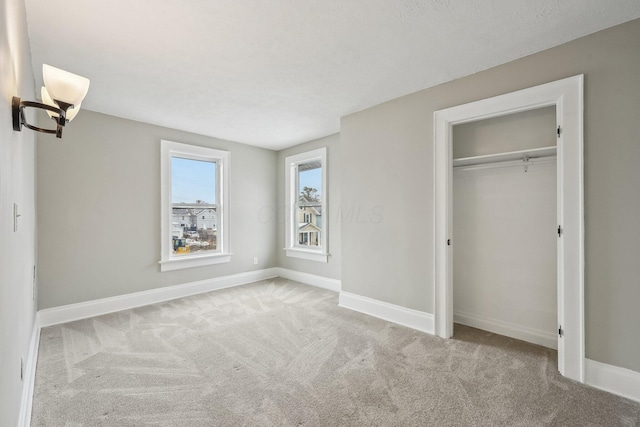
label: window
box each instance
[284,147,328,262]
[160,140,230,271]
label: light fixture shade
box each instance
[42,64,90,106]
[41,87,81,121]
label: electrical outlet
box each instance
[253,257,258,265]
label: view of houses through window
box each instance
[171,157,218,256]
[296,160,322,247]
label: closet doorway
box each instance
[452,107,558,350]
[433,76,584,382]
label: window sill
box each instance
[285,248,329,263]
[159,252,232,272]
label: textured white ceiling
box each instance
[24,0,640,150]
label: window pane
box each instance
[298,160,321,202]
[296,160,322,248]
[171,157,218,256]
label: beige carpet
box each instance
[32,278,640,426]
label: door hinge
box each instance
[557,126,561,137]
[447,239,451,246]
[558,326,564,337]
[557,225,562,237]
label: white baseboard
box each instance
[585,358,640,403]
[38,268,279,327]
[275,267,341,293]
[37,267,340,328]
[453,310,558,350]
[18,314,41,427]
[338,291,434,334]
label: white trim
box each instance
[18,315,41,427]
[339,292,434,334]
[585,359,640,403]
[454,310,557,350]
[284,248,329,263]
[36,267,339,329]
[159,253,232,271]
[434,75,584,382]
[160,140,231,272]
[284,147,328,262]
[276,267,341,292]
[38,268,278,327]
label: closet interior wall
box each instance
[452,106,558,349]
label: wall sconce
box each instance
[12,64,90,138]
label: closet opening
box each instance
[451,106,558,350]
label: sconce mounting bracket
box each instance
[12,96,68,138]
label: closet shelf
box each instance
[453,146,556,167]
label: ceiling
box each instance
[24,1,640,150]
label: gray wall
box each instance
[276,134,341,279]
[37,110,277,309]
[341,18,640,372]
[0,0,37,425]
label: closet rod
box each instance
[453,146,557,167]
[453,155,556,172]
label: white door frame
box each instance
[433,75,584,382]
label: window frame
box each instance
[284,147,328,263]
[160,140,230,272]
